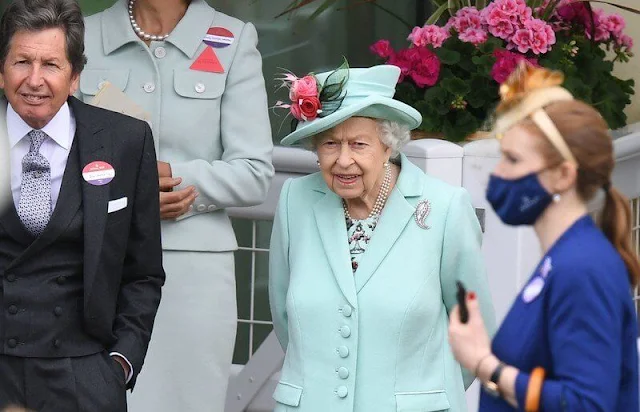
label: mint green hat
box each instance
[279,64,422,146]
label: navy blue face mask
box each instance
[486,171,552,226]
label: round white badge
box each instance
[82,161,115,186]
[522,277,545,303]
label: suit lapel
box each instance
[0,203,32,247]
[16,134,83,262]
[313,189,357,307]
[354,155,425,293]
[69,98,110,301]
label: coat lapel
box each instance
[69,98,110,301]
[313,188,357,307]
[354,156,424,293]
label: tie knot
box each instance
[27,129,48,153]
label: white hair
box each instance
[307,118,411,158]
[376,119,411,160]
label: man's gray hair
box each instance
[0,0,87,75]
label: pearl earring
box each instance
[552,193,561,203]
[384,161,389,167]
[316,160,320,167]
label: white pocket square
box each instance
[108,197,128,213]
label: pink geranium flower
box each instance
[509,18,555,54]
[408,25,450,48]
[459,28,489,45]
[449,7,484,34]
[603,14,625,37]
[389,47,441,88]
[370,39,395,59]
[491,49,538,83]
[617,34,634,50]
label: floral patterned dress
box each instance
[346,216,378,273]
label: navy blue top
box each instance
[479,216,639,411]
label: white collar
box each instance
[7,101,73,149]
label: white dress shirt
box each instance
[8,101,75,211]
[6,101,133,383]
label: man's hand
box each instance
[111,355,130,382]
[157,161,172,178]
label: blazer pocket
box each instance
[395,390,450,412]
[272,381,303,407]
[80,69,130,96]
[173,70,225,100]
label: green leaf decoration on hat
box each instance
[317,58,349,118]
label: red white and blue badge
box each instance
[82,161,115,186]
[203,27,234,48]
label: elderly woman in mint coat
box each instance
[269,64,496,412]
[79,0,274,411]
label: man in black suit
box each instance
[0,0,165,410]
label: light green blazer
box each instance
[269,155,496,412]
[80,0,274,252]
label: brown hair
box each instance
[520,100,640,286]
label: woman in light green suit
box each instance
[269,63,495,411]
[80,0,274,411]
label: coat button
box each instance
[54,306,63,317]
[143,82,155,93]
[7,338,16,348]
[339,326,351,338]
[341,305,352,317]
[195,82,206,93]
[196,204,206,212]
[6,273,16,282]
[207,205,216,212]
[8,305,17,315]
[57,276,66,285]
[53,339,61,348]
[336,386,348,398]
[98,80,107,90]
[154,46,166,58]
[337,346,349,358]
[337,367,349,379]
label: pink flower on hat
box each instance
[289,75,318,100]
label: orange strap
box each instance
[525,367,546,412]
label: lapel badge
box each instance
[522,276,545,303]
[414,200,431,230]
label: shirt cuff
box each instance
[110,351,134,383]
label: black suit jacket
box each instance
[1,97,165,388]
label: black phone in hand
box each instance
[456,281,469,324]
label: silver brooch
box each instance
[415,200,431,230]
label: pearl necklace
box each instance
[128,0,170,42]
[343,163,392,221]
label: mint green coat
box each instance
[269,155,496,412]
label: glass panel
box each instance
[253,251,272,321]
[78,0,423,143]
[255,219,273,249]
[252,324,274,353]
[234,249,253,320]
[231,218,253,249]
[232,322,250,365]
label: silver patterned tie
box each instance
[17,130,52,236]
